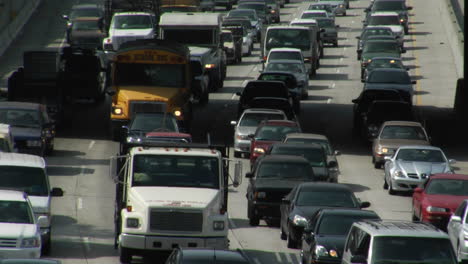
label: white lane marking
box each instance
[336,69,340,73]
[77,197,83,210]
[88,140,95,150]
[343,47,347,51]
[331,83,336,88]
[352,20,355,24]
[241,80,249,87]
[253,66,257,71]
[82,237,91,252]
[340,58,344,62]
[327,98,332,104]
[228,218,237,229]
[231,93,237,100]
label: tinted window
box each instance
[380,125,427,140]
[115,63,185,88]
[268,51,303,61]
[228,10,258,21]
[266,29,311,51]
[396,149,445,162]
[285,138,332,155]
[72,20,100,30]
[367,70,411,84]
[70,8,102,19]
[309,4,332,12]
[363,41,400,53]
[0,166,49,196]
[368,15,400,25]
[132,155,220,189]
[164,29,214,45]
[301,12,327,19]
[257,162,313,179]
[270,146,326,167]
[113,15,152,29]
[317,214,379,235]
[239,113,285,126]
[316,19,334,28]
[0,201,34,224]
[372,237,456,263]
[296,189,358,207]
[372,1,406,11]
[425,179,468,196]
[237,4,266,17]
[255,125,300,141]
[0,109,41,128]
[265,62,306,74]
[130,113,178,132]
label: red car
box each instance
[412,173,468,230]
[249,119,301,167]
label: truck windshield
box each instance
[266,29,311,51]
[115,63,185,87]
[0,109,41,128]
[113,15,153,29]
[0,166,49,196]
[163,29,215,45]
[132,155,220,189]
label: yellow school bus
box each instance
[109,39,192,140]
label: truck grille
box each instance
[150,210,203,232]
[114,36,138,50]
[129,101,167,115]
[261,188,293,203]
[0,238,17,247]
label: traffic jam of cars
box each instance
[0,0,465,263]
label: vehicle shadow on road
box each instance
[343,183,371,193]
[313,73,349,81]
[242,249,300,264]
[47,166,95,176]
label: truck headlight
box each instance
[426,206,447,213]
[112,107,123,115]
[253,147,265,154]
[126,218,140,228]
[292,215,308,226]
[213,221,225,230]
[126,137,141,143]
[21,237,40,248]
[174,110,182,117]
[26,140,42,147]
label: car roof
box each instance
[429,173,468,180]
[370,11,400,16]
[178,249,249,263]
[396,145,442,151]
[270,142,324,150]
[266,59,305,64]
[298,182,353,192]
[259,154,310,164]
[0,152,46,168]
[72,4,101,9]
[261,119,298,126]
[318,208,380,217]
[242,108,286,115]
[381,120,423,127]
[352,220,449,238]
[269,47,302,52]
[368,68,408,73]
[0,189,28,202]
[267,25,309,30]
[0,101,42,110]
[285,133,329,141]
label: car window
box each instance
[257,162,313,179]
[296,190,358,207]
[284,138,333,155]
[270,146,326,167]
[268,52,303,62]
[239,113,285,127]
[372,237,456,263]
[70,8,102,20]
[0,138,11,152]
[301,12,327,19]
[113,15,152,29]
[0,166,49,196]
[0,201,34,224]
[372,1,406,11]
[368,15,400,25]
[379,125,427,140]
[363,41,400,53]
[255,125,300,141]
[0,109,41,128]
[396,149,445,162]
[316,19,334,28]
[425,179,468,196]
[265,62,305,74]
[72,20,100,30]
[266,29,311,51]
[317,214,379,236]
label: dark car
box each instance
[249,97,297,120]
[249,119,301,165]
[316,18,339,47]
[356,26,399,58]
[359,39,404,74]
[280,182,371,249]
[352,88,404,129]
[165,248,251,264]
[62,4,104,38]
[300,208,380,264]
[0,102,55,156]
[362,56,407,81]
[365,0,413,34]
[264,143,339,182]
[0,260,62,264]
[236,80,292,116]
[237,2,272,24]
[246,155,316,226]
[361,100,413,140]
[67,16,105,49]
[257,72,302,111]
[363,68,416,104]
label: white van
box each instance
[0,153,63,255]
[263,25,320,76]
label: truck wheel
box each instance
[119,246,132,264]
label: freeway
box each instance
[0,0,466,263]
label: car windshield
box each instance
[115,63,185,87]
[362,29,393,38]
[309,5,332,12]
[0,166,49,196]
[129,113,178,133]
[425,179,468,196]
[255,125,300,141]
[363,41,400,53]
[396,149,445,163]
[113,15,152,29]
[270,147,326,167]
[372,237,456,264]
[266,29,311,51]
[228,10,258,22]
[317,214,379,236]
[368,59,404,70]
[265,62,306,74]
[369,15,400,25]
[239,113,285,127]
[296,190,357,207]
[285,138,333,155]
[70,8,102,20]
[72,20,100,30]
[268,52,303,62]
[132,155,220,189]
[301,12,327,19]
[0,109,41,128]
[0,201,34,224]
[367,71,411,84]
[316,19,334,28]
[237,4,266,17]
[380,125,427,140]
[257,162,313,179]
[372,1,406,11]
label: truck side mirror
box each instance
[37,216,48,227]
[51,187,64,197]
[245,172,254,178]
[233,161,242,187]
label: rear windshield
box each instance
[239,113,285,126]
[255,125,300,141]
[257,162,313,179]
[266,29,311,51]
[113,15,152,29]
[368,15,400,25]
[367,70,411,84]
[270,146,326,167]
[0,166,49,196]
[379,125,427,140]
[268,51,303,61]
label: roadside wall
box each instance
[0,0,42,57]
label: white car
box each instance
[230,108,287,158]
[300,10,330,20]
[448,199,468,263]
[364,12,405,38]
[0,189,45,259]
[264,48,304,69]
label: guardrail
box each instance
[444,0,464,57]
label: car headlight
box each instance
[236,134,249,140]
[328,167,339,172]
[126,137,141,143]
[255,191,266,199]
[112,107,123,115]
[253,147,265,154]
[380,147,388,154]
[26,140,42,147]
[339,4,344,8]
[368,124,378,132]
[393,170,404,178]
[463,231,468,240]
[426,206,448,213]
[213,221,225,230]
[174,109,182,117]
[21,237,40,248]
[126,218,139,228]
[43,129,54,137]
[292,215,308,227]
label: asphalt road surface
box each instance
[0,0,466,263]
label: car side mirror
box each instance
[414,187,423,193]
[37,216,48,227]
[411,80,417,84]
[407,6,413,10]
[449,159,457,164]
[106,90,116,96]
[451,215,461,223]
[259,70,263,73]
[336,25,340,28]
[303,229,314,243]
[51,187,64,197]
[356,36,361,39]
[406,68,410,71]
[230,120,237,126]
[245,172,254,178]
[357,49,362,54]
[360,201,371,208]
[350,255,367,264]
[327,161,338,168]
[364,8,370,12]
[334,150,341,156]
[121,125,129,132]
[384,156,391,161]
[361,79,365,83]
[235,91,242,96]
[320,28,325,33]
[248,134,254,139]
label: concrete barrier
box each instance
[0,0,42,57]
[440,0,464,79]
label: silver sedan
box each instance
[383,145,455,195]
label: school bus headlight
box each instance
[174,110,182,117]
[112,107,123,115]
